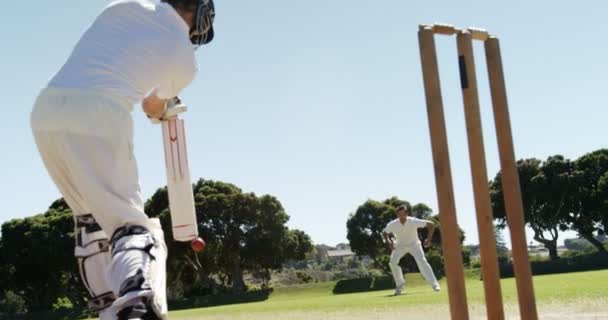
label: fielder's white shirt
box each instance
[383,217,430,246]
[49,0,198,107]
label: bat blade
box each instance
[162,118,198,242]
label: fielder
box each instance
[30,1,215,319]
[382,204,441,295]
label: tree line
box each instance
[345,148,608,273]
[0,179,313,313]
[490,149,608,260]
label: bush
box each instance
[564,238,594,251]
[426,250,445,280]
[497,253,511,267]
[0,291,27,315]
[370,276,394,291]
[331,268,369,281]
[461,247,472,267]
[51,297,73,312]
[332,277,374,294]
[296,271,313,283]
[305,269,335,283]
[374,255,391,273]
[271,268,336,286]
[321,260,338,271]
[332,275,396,294]
[529,254,549,262]
[471,259,481,269]
[499,252,608,278]
[347,258,361,269]
[367,268,386,278]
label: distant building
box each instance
[467,243,571,260]
[326,248,355,263]
[527,243,568,258]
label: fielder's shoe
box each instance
[394,283,405,296]
[433,284,441,292]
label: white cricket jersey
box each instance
[49,0,198,108]
[383,217,430,246]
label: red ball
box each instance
[191,237,206,252]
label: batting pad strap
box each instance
[110,225,149,243]
[110,225,157,259]
[119,269,148,297]
[75,239,111,258]
[88,291,116,311]
[76,214,103,233]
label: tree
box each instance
[346,198,400,273]
[284,229,314,262]
[0,239,9,291]
[490,157,572,260]
[0,207,84,311]
[568,149,608,254]
[530,155,576,259]
[1,179,311,310]
[145,179,313,294]
[0,291,27,315]
[411,203,433,220]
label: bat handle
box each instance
[191,237,206,252]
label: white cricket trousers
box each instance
[31,88,146,233]
[389,243,439,288]
[30,87,168,319]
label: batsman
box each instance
[30,0,215,319]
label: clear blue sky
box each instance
[1,1,606,247]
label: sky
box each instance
[0,1,606,248]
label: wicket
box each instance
[418,24,538,320]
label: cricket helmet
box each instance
[164,0,215,47]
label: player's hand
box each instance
[147,97,188,124]
[143,93,168,121]
[424,239,432,248]
[386,242,395,252]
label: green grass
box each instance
[169,269,608,318]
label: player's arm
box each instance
[144,41,198,121]
[423,221,436,248]
[383,231,395,251]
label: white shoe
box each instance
[433,284,441,292]
[394,284,404,296]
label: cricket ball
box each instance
[191,237,206,252]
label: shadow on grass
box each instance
[383,290,427,298]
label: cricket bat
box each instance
[161,111,206,251]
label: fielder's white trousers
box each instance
[30,87,167,319]
[389,242,439,288]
